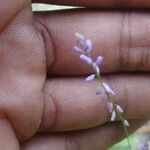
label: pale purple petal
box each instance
[85,74,95,81]
[116,105,124,113]
[80,55,93,64]
[103,83,115,96]
[111,110,116,122]
[123,120,129,126]
[107,102,113,113]
[93,62,100,74]
[85,39,92,52]
[74,46,83,53]
[96,87,105,96]
[96,56,103,65]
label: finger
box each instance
[33,0,150,8]
[34,10,150,75]
[0,119,19,150]
[0,1,46,142]
[40,74,150,132]
[21,119,147,150]
[0,0,30,31]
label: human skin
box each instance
[0,0,150,149]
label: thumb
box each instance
[0,0,30,31]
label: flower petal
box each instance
[74,46,83,53]
[103,83,115,96]
[96,56,103,65]
[80,55,93,64]
[85,74,95,81]
[85,39,92,52]
[111,110,116,122]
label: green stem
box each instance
[93,66,131,150]
[117,111,131,150]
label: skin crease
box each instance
[34,10,150,75]
[0,0,149,149]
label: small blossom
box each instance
[107,102,113,113]
[93,62,100,74]
[96,86,105,96]
[75,33,92,52]
[111,110,116,122]
[103,83,115,96]
[75,33,86,49]
[123,120,129,126]
[80,55,93,64]
[116,105,124,113]
[85,74,96,81]
[74,46,83,53]
[96,56,103,65]
[85,39,92,52]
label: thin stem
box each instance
[92,64,131,150]
[75,33,131,149]
[117,110,131,150]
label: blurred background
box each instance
[32,4,150,150]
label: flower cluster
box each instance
[74,33,129,126]
[74,33,131,149]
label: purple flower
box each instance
[103,83,115,96]
[75,33,93,52]
[85,39,92,52]
[96,56,103,65]
[80,55,93,64]
[85,74,96,81]
[111,110,116,121]
[74,33,130,149]
[74,46,83,53]
[75,33,87,49]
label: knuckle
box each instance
[119,12,131,70]
[40,80,60,131]
[119,12,150,71]
[33,19,55,72]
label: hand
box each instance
[0,0,149,149]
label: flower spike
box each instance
[74,33,131,150]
